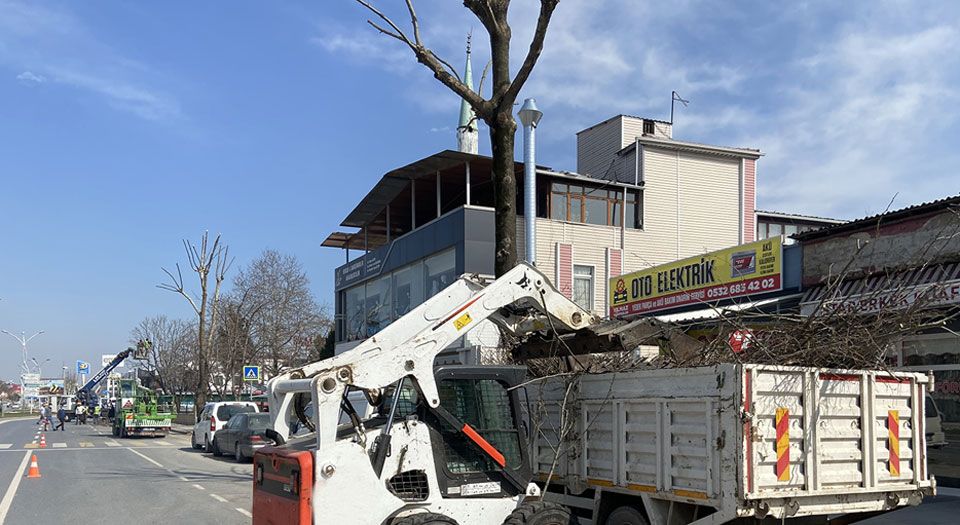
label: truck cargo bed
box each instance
[533,364,934,523]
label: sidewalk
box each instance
[170,422,192,435]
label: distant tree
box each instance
[318,330,336,361]
[355,0,560,276]
[159,232,232,417]
[232,250,331,376]
[130,315,195,395]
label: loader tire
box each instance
[502,502,575,525]
[605,506,649,525]
[391,512,459,525]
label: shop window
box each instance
[425,249,457,298]
[768,223,783,237]
[344,285,365,342]
[392,261,424,319]
[573,265,594,311]
[365,275,392,338]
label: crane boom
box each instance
[76,349,131,405]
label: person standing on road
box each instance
[55,405,66,431]
[75,403,84,424]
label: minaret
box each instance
[457,34,479,154]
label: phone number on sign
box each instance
[705,277,780,299]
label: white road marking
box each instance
[0,451,32,523]
[0,445,11,449]
[192,483,205,491]
[236,508,252,518]
[210,493,228,503]
[52,443,67,448]
[104,441,121,447]
[127,448,163,468]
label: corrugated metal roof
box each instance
[793,194,960,242]
[800,261,960,304]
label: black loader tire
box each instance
[391,512,459,525]
[503,502,576,525]
[605,506,649,525]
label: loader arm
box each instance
[266,262,600,449]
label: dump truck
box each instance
[251,262,935,525]
[112,378,174,438]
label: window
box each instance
[392,262,424,319]
[217,404,256,421]
[549,182,642,228]
[573,265,594,311]
[768,223,783,237]
[643,120,655,135]
[365,275,392,337]
[436,379,522,473]
[425,249,457,298]
[344,285,366,341]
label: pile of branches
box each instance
[514,207,960,376]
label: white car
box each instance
[926,396,949,448]
[191,401,259,452]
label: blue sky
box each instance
[1,0,958,380]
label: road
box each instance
[0,415,957,524]
[0,417,252,525]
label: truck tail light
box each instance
[210,416,216,431]
[250,435,263,443]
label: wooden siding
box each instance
[676,151,741,254]
[743,159,756,242]
[621,115,672,144]
[577,118,622,178]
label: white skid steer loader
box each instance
[252,262,600,525]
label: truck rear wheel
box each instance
[391,512,458,525]
[503,502,575,525]
[605,506,648,525]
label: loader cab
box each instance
[370,366,533,501]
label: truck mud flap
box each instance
[253,446,313,525]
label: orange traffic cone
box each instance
[39,435,46,449]
[27,454,41,478]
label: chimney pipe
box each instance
[518,98,543,265]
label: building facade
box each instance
[323,114,762,361]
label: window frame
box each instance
[572,264,595,312]
[548,182,642,229]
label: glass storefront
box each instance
[900,332,960,424]
[341,248,457,342]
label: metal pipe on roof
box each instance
[518,98,543,265]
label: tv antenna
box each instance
[670,90,689,124]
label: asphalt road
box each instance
[0,417,252,525]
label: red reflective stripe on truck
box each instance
[876,376,910,384]
[744,370,754,494]
[462,423,506,467]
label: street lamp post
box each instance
[3,330,45,411]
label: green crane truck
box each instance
[112,378,174,438]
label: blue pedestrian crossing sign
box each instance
[242,365,261,382]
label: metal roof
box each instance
[792,194,960,242]
[800,261,960,304]
[755,209,845,223]
[618,135,762,159]
[341,150,490,228]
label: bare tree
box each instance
[130,315,195,395]
[159,232,232,417]
[356,0,560,276]
[233,250,331,376]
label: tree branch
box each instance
[503,0,559,104]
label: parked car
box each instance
[212,413,271,462]
[190,401,258,452]
[926,396,949,448]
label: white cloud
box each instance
[16,71,46,84]
[0,1,182,122]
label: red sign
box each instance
[728,329,753,354]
